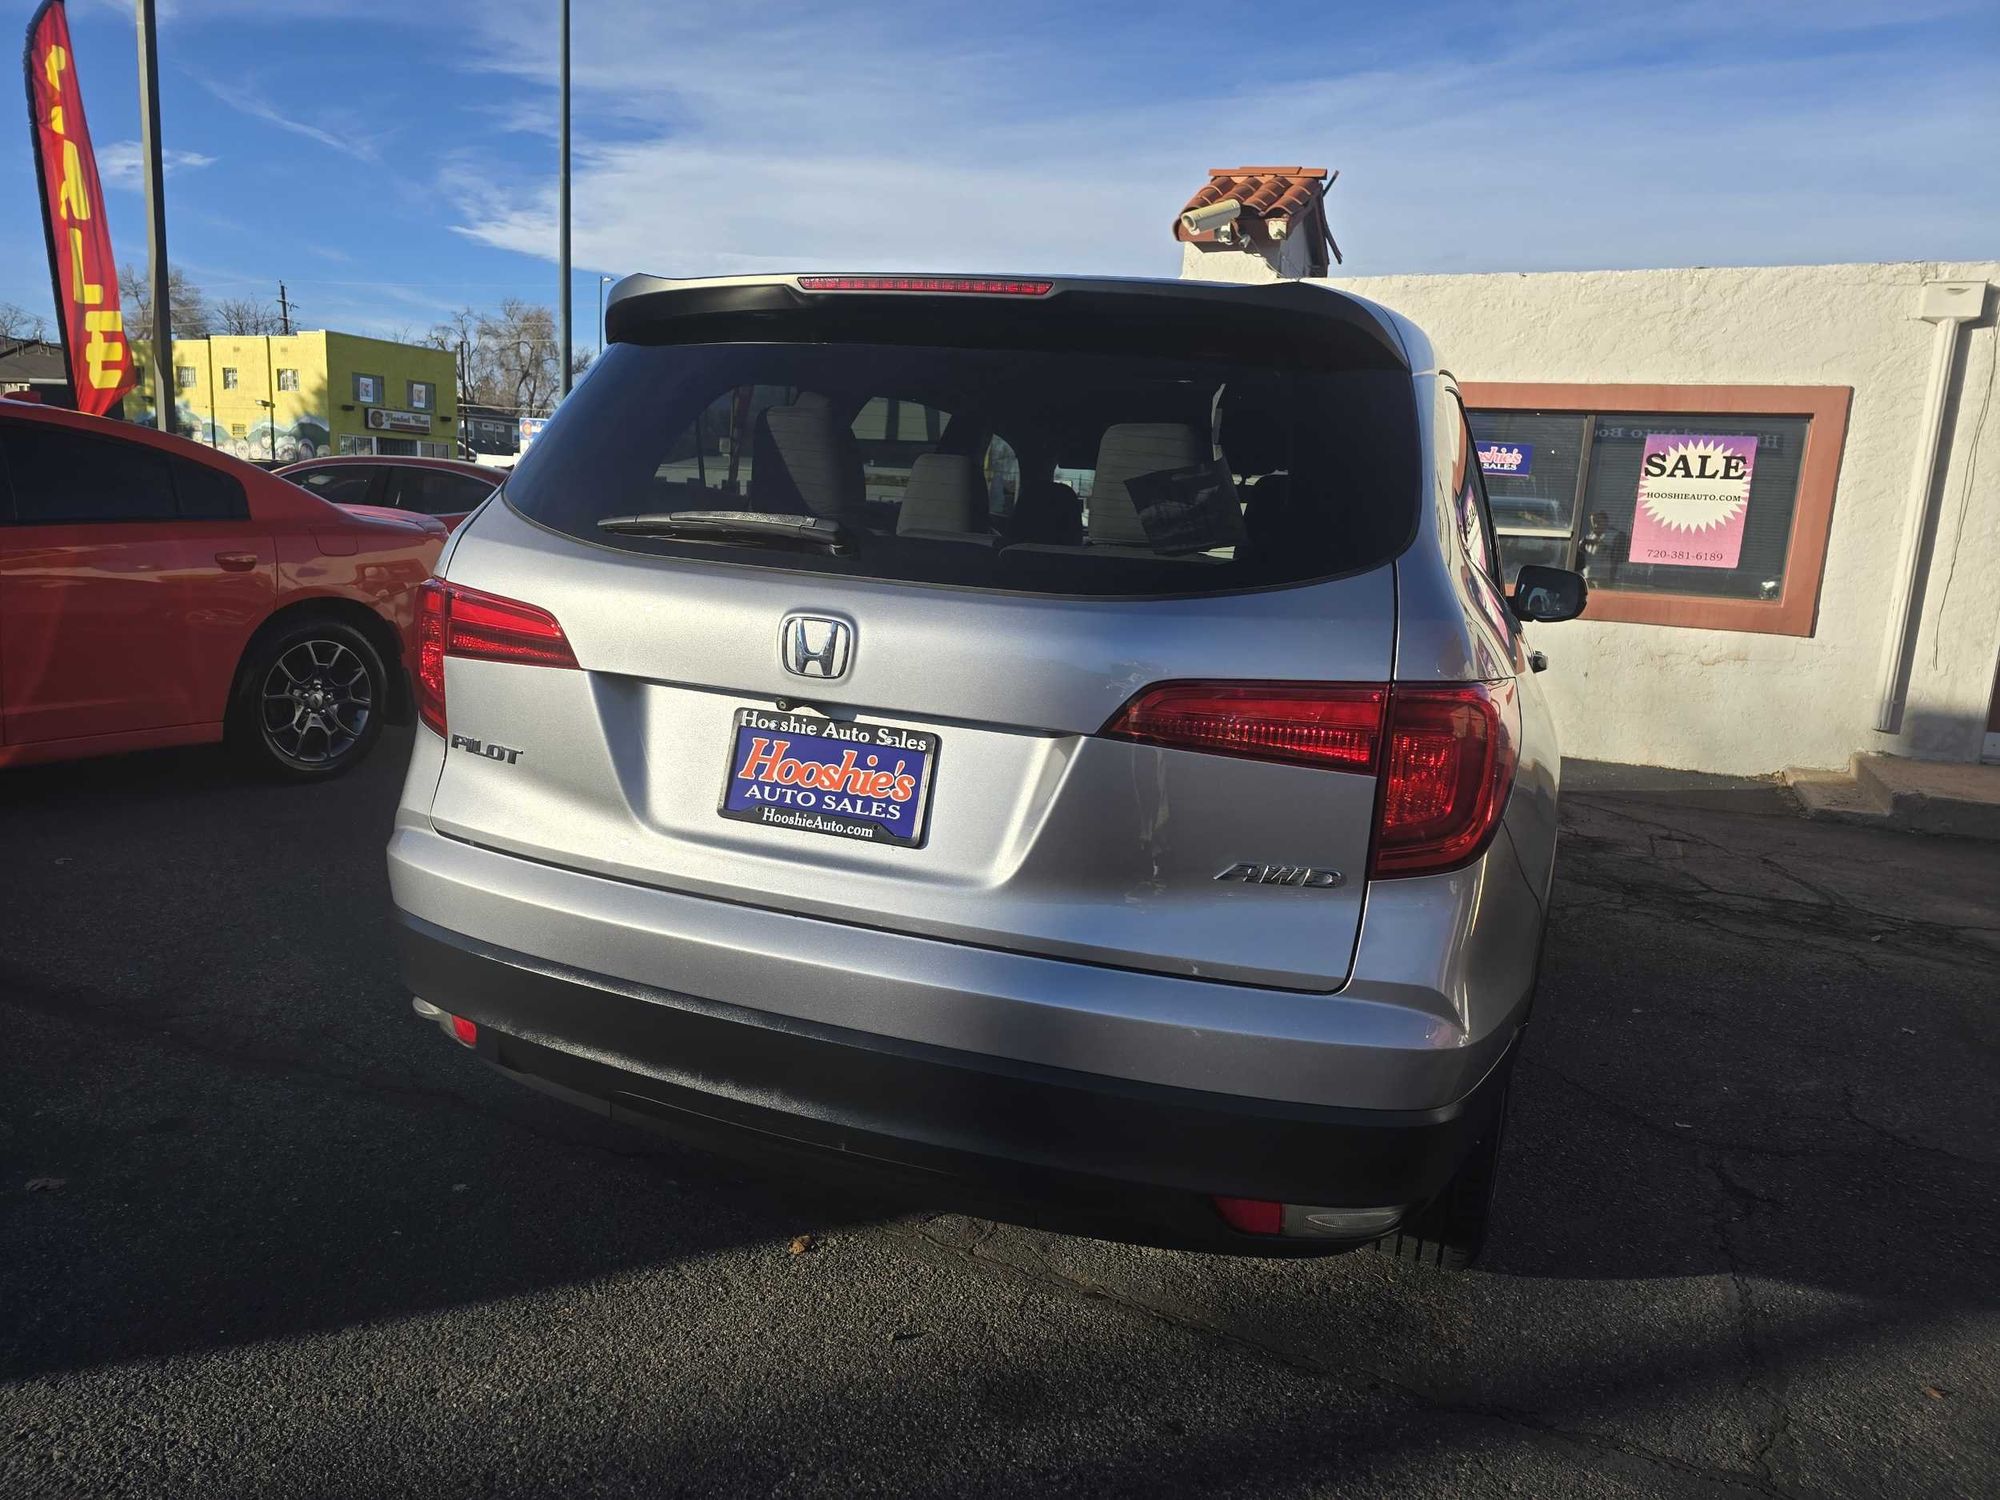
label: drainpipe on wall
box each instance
[1873,279,1987,734]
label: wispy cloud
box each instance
[440,0,2000,280]
[96,141,218,188]
[201,77,388,162]
[461,98,558,140]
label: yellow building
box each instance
[129,331,459,462]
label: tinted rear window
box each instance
[292,465,379,506]
[507,339,1418,597]
[395,468,493,516]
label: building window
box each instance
[408,380,434,411]
[229,423,247,438]
[175,365,197,390]
[1463,383,1852,637]
[277,368,300,392]
[354,374,382,405]
[337,434,377,456]
[221,367,239,390]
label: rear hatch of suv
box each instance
[420,276,1420,992]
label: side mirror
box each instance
[1510,565,1588,623]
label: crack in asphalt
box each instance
[1517,1058,1989,1172]
[900,1219,1800,1499]
[1561,799,2000,969]
[1706,1152,1796,1487]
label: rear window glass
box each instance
[506,340,1418,597]
[292,465,379,506]
[169,456,248,520]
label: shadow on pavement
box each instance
[2,733,1996,1497]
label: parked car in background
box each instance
[389,273,1589,1268]
[0,400,445,778]
[278,454,500,531]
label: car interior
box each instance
[643,375,1386,583]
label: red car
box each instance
[276,453,501,531]
[0,399,445,778]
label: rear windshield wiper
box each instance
[596,510,856,554]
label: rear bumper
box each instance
[386,822,1535,1113]
[396,913,1518,1254]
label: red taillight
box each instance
[1372,681,1518,878]
[415,580,449,734]
[414,579,578,738]
[1097,677,1519,881]
[796,275,1054,296]
[450,1014,478,1047]
[1101,682,1384,771]
[1212,1196,1283,1235]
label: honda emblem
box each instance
[779,613,853,680]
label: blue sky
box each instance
[6,0,1996,344]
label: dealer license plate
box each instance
[718,707,939,849]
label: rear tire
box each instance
[228,617,387,780]
[1370,1081,1509,1271]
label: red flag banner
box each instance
[24,0,135,416]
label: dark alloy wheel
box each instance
[231,620,387,779]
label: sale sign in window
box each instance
[1629,434,1757,569]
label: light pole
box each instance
[136,0,173,430]
[597,274,615,359]
[557,0,572,400]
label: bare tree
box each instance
[118,263,210,337]
[0,301,51,342]
[423,301,591,416]
[213,296,284,335]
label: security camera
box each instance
[1180,198,1243,238]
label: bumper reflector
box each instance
[1213,1196,1404,1239]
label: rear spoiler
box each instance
[602,273,1410,372]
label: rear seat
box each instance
[895,453,993,543]
[748,393,865,520]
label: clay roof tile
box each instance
[1174,166,1333,245]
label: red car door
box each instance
[0,418,273,747]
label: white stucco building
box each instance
[1174,171,1997,775]
[1331,263,1998,776]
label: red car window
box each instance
[3,424,178,523]
[292,465,380,507]
[395,468,493,516]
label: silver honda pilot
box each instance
[388,273,1586,1268]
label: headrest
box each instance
[1218,381,1290,475]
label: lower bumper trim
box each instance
[397,912,1517,1252]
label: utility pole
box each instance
[135,0,172,430]
[277,281,293,335]
[557,0,573,399]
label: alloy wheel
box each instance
[259,638,374,768]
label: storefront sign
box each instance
[366,406,432,434]
[1631,434,1756,569]
[518,415,548,454]
[1476,440,1533,478]
[24,0,135,416]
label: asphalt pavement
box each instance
[2,733,1996,1499]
